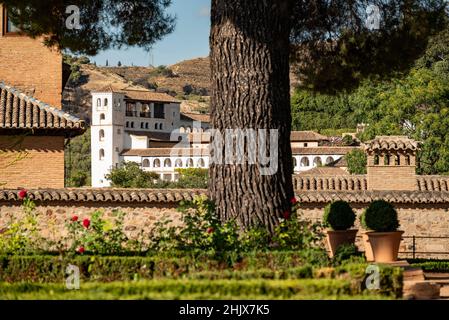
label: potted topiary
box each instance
[323,200,357,258]
[360,200,403,263]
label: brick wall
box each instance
[0,5,63,108]
[0,136,65,188]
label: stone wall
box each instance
[300,202,449,259]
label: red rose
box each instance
[83,219,90,228]
[77,247,85,254]
[290,197,298,205]
[207,227,214,234]
[283,211,290,220]
[71,215,79,222]
[18,189,27,200]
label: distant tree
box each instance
[77,56,90,64]
[175,168,208,189]
[345,149,367,175]
[117,61,122,67]
[106,59,109,67]
[342,135,355,146]
[106,162,159,188]
[65,129,91,187]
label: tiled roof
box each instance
[126,130,176,141]
[290,131,329,142]
[417,176,449,192]
[296,191,449,204]
[292,146,357,155]
[0,82,86,136]
[365,136,420,152]
[293,175,368,191]
[181,112,211,123]
[121,148,209,157]
[0,189,207,203]
[124,89,180,103]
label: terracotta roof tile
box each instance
[181,112,211,123]
[124,89,180,103]
[121,148,209,157]
[365,136,421,152]
[290,131,329,142]
[292,146,358,155]
[0,82,85,136]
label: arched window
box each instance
[153,159,161,168]
[313,157,322,166]
[159,123,163,130]
[175,159,183,168]
[155,123,158,130]
[405,155,411,166]
[186,126,192,133]
[180,126,186,133]
[96,98,101,107]
[300,157,310,167]
[326,156,334,165]
[126,121,129,128]
[186,158,194,168]
[141,122,144,129]
[374,155,380,165]
[99,129,105,141]
[104,98,108,106]
[145,123,149,129]
[100,113,105,120]
[99,149,105,161]
[197,158,205,167]
[395,155,400,165]
[292,157,297,167]
[384,154,390,165]
[142,159,150,167]
[131,122,134,128]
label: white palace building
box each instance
[91,85,357,187]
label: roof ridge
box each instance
[0,81,84,125]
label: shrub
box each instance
[345,149,367,175]
[105,161,159,188]
[332,244,363,266]
[323,200,356,230]
[360,200,400,232]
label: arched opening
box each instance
[325,156,334,165]
[159,123,163,130]
[164,159,172,167]
[145,123,149,129]
[99,149,105,161]
[180,126,185,133]
[126,121,129,128]
[186,126,192,133]
[141,122,144,129]
[96,98,101,107]
[405,155,411,166]
[374,154,380,165]
[175,159,183,168]
[384,154,390,165]
[300,157,310,167]
[313,157,322,166]
[197,158,205,167]
[100,113,105,120]
[155,123,158,130]
[130,122,134,128]
[104,98,108,106]
[153,159,161,168]
[186,158,194,168]
[142,159,150,168]
[99,129,105,141]
[292,157,297,167]
[395,155,400,165]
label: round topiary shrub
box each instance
[323,200,356,231]
[361,200,399,232]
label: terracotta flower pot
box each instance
[326,229,358,258]
[365,231,404,263]
[362,233,374,262]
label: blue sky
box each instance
[91,0,211,67]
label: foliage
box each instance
[0,197,40,255]
[361,200,400,232]
[345,149,367,175]
[106,161,159,188]
[332,244,363,267]
[65,128,91,187]
[409,259,449,273]
[66,210,129,255]
[174,168,208,188]
[323,201,356,231]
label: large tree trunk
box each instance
[209,0,294,233]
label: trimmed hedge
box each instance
[409,259,449,273]
[323,201,356,231]
[0,279,394,300]
[361,200,399,232]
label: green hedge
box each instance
[0,279,393,300]
[409,259,449,273]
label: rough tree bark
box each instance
[209,0,294,233]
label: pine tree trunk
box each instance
[209,0,294,233]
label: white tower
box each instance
[91,86,125,187]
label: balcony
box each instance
[126,111,138,117]
[140,112,152,118]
